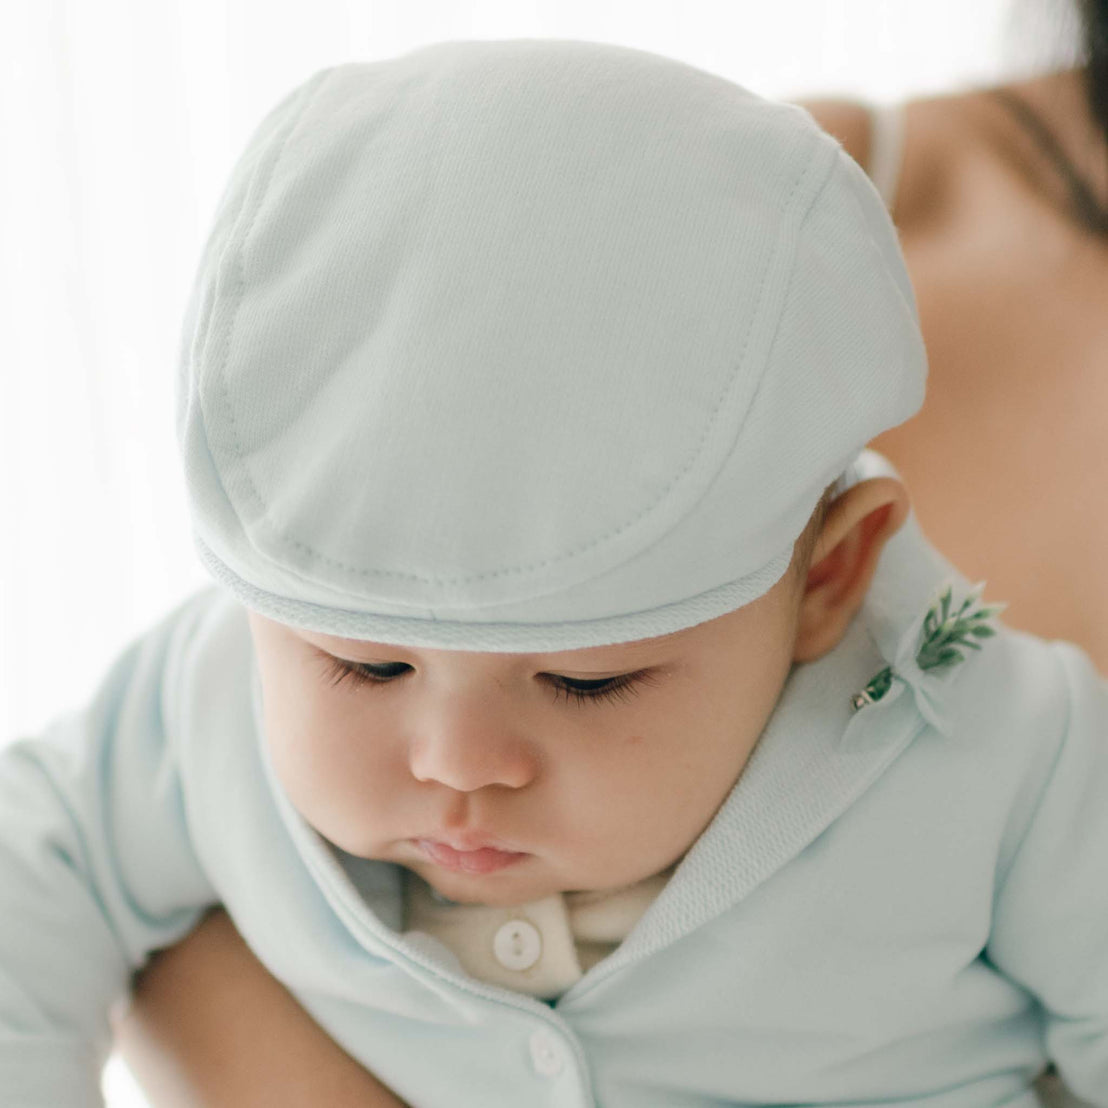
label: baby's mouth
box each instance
[414,838,529,875]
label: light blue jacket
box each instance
[2,508,1107,1108]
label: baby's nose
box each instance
[408,709,538,792]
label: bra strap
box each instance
[865,102,907,212]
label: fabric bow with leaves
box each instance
[852,581,1005,734]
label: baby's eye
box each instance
[545,670,656,706]
[317,652,657,706]
[320,657,411,689]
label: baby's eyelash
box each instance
[546,670,658,707]
[317,654,656,706]
[319,656,409,689]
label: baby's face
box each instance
[249,572,803,907]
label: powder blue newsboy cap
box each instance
[177,38,926,651]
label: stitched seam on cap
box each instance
[195,532,792,647]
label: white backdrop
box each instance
[0,2,1076,1105]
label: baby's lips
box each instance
[414,838,529,875]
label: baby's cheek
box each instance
[263,693,350,815]
[267,699,403,851]
[262,711,324,813]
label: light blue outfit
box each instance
[2,458,1108,1108]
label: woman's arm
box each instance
[114,908,410,1108]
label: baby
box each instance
[3,39,1108,1108]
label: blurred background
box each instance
[0,2,1084,1104]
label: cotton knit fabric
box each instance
[178,39,926,650]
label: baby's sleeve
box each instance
[0,598,218,1107]
[985,641,1108,1106]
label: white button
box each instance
[529,1029,564,1077]
[493,918,542,970]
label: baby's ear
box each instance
[793,477,910,663]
